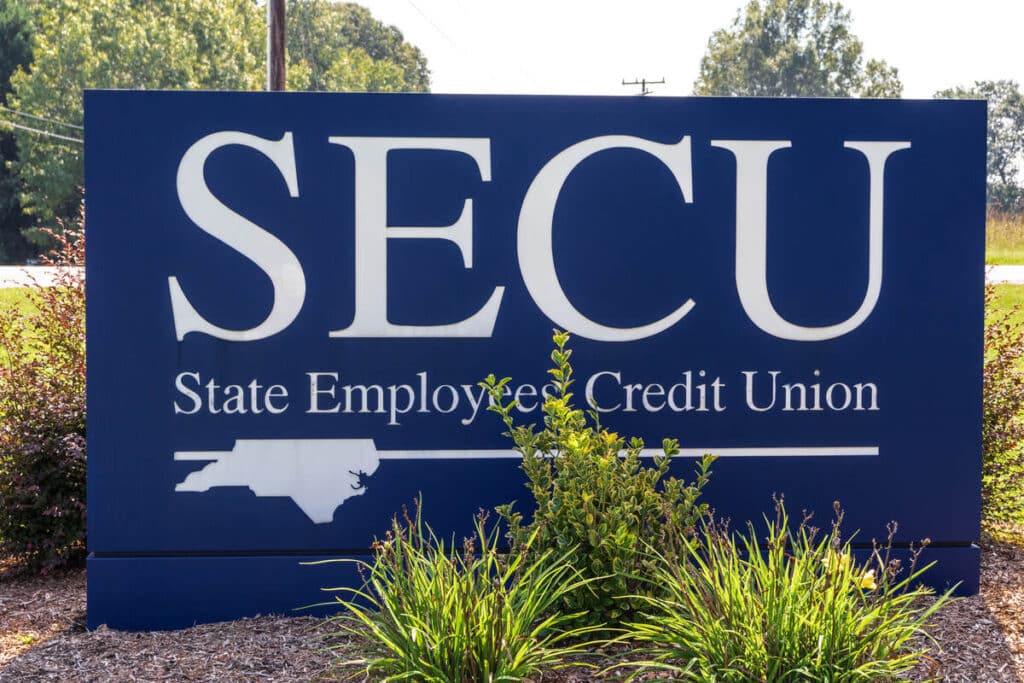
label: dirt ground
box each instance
[1,543,1022,682]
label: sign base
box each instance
[87,546,979,631]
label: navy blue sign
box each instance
[86,92,984,629]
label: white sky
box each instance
[351,0,1024,98]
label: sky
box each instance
[352,0,1024,99]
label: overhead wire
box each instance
[404,0,457,47]
[0,118,83,145]
[433,0,540,91]
[0,105,82,131]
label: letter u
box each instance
[711,140,910,341]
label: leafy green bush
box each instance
[0,214,85,573]
[314,500,598,682]
[620,498,951,682]
[481,330,715,628]
[982,283,1024,529]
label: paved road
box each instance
[0,266,72,288]
[0,265,1022,289]
[988,265,1024,284]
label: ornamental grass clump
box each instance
[314,499,599,682]
[481,330,715,629]
[619,498,952,682]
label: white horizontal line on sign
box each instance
[378,446,880,460]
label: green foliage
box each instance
[858,58,903,99]
[0,0,30,100]
[482,330,715,629]
[7,0,266,225]
[982,283,1024,527]
[0,208,85,572]
[936,80,1024,215]
[287,1,430,93]
[0,0,35,263]
[0,287,34,315]
[313,500,598,682]
[619,498,951,682]
[694,0,902,98]
[0,138,34,263]
[7,0,430,227]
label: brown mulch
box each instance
[0,569,343,682]
[1,544,1022,682]
[904,541,1024,682]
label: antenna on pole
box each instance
[267,0,286,91]
[622,77,665,96]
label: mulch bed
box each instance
[1,543,1022,682]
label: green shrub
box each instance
[481,330,715,629]
[982,283,1024,529]
[0,213,85,573]
[620,498,951,682]
[313,500,598,682]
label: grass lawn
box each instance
[990,283,1024,340]
[987,214,1024,264]
[0,287,36,317]
[0,288,39,354]
[991,283,1024,311]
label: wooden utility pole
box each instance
[267,0,286,91]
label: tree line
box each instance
[0,0,430,261]
[1,0,1021,263]
[694,0,1024,216]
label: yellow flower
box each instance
[823,550,851,573]
[859,569,877,591]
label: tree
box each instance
[694,0,902,99]
[7,0,266,227]
[7,0,431,227]
[286,1,430,93]
[936,80,1024,215]
[0,0,35,262]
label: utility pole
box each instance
[622,77,665,96]
[267,0,286,91]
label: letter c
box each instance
[517,135,695,342]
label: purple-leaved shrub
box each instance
[0,209,85,573]
[983,283,1024,531]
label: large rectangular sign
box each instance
[86,92,985,629]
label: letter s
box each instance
[174,371,202,414]
[169,131,304,341]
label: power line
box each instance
[446,1,538,90]
[0,105,83,130]
[404,0,457,47]
[0,118,83,145]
